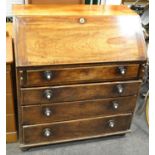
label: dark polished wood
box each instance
[23,114,132,145]
[21,80,141,105]
[13,5,147,149]
[22,96,137,125]
[20,64,139,87]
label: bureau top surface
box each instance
[13,5,147,67]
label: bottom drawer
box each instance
[22,114,132,145]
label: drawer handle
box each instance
[108,120,115,128]
[43,128,52,137]
[79,17,86,24]
[116,84,124,94]
[44,71,53,80]
[117,66,126,75]
[43,107,52,117]
[112,101,119,110]
[44,89,53,100]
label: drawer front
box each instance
[22,96,137,125]
[20,64,139,87]
[22,114,132,144]
[21,81,141,105]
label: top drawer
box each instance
[19,64,139,87]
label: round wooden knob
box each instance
[44,71,53,80]
[116,84,124,94]
[44,89,53,100]
[108,120,115,128]
[43,128,52,137]
[117,66,126,75]
[43,107,52,117]
[112,101,119,110]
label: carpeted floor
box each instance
[6,105,149,155]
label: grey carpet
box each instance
[6,109,149,155]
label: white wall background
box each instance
[105,0,122,5]
[6,0,24,16]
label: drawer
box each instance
[22,96,137,125]
[21,80,141,105]
[22,114,132,145]
[19,64,139,87]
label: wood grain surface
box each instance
[6,23,13,37]
[12,5,136,16]
[6,23,17,143]
[6,114,16,132]
[6,37,13,64]
[22,96,137,125]
[6,69,13,93]
[13,5,146,67]
[6,93,14,114]
[6,23,13,63]
[20,64,139,87]
[13,5,147,148]
[20,80,141,105]
[6,132,17,143]
[22,114,132,144]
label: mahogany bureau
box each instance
[13,5,147,150]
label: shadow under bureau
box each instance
[12,4,147,150]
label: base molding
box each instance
[20,130,130,151]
